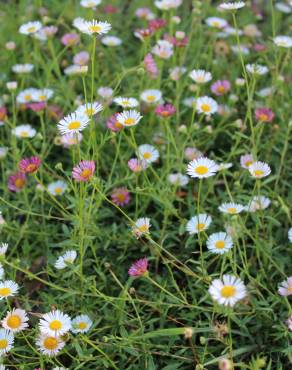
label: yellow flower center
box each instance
[114,121,123,129]
[197,223,205,231]
[195,165,208,175]
[54,187,63,194]
[43,337,58,350]
[81,168,92,179]
[215,240,225,249]
[86,108,94,116]
[24,94,31,101]
[212,21,220,27]
[26,163,37,172]
[221,285,236,298]
[259,113,268,121]
[0,287,11,297]
[116,193,126,202]
[7,315,21,329]
[78,322,87,330]
[138,224,148,233]
[15,178,25,189]
[124,118,135,125]
[49,320,62,331]
[217,86,225,93]
[146,95,155,102]
[89,25,102,33]
[245,160,253,167]
[0,339,8,349]
[143,152,151,160]
[20,131,29,137]
[68,121,81,130]
[27,26,36,33]
[253,170,264,177]
[39,95,46,101]
[228,207,237,214]
[201,104,211,113]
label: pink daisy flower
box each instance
[211,80,231,96]
[128,158,148,173]
[111,187,130,206]
[148,19,166,32]
[255,107,275,123]
[128,258,148,277]
[107,113,124,132]
[26,102,46,112]
[19,156,41,174]
[73,51,90,66]
[155,103,176,118]
[144,53,158,79]
[8,172,26,192]
[61,33,80,47]
[72,160,95,182]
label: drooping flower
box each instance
[111,188,130,206]
[18,156,41,174]
[72,160,95,182]
[128,258,148,277]
[209,275,247,306]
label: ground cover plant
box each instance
[0,0,292,368]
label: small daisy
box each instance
[0,243,8,256]
[205,17,228,29]
[137,144,159,164]
[75,102,103,118]
[207,232,233,255]
[186,157,218,178]
[218,162,233,171]
[155,0,182,10]
[36,333,65,356]
[101,35,122,46]
[55,250,77,270]
[186,214,212,234]
[12,64,34,74]
[58,113,90,135]
[18,156,41,174]
[246,196,271,212]
[16,88,38,103]
[152,40,174,59]
[209,274,247,306]
[111,188,130,206]
[97,86,113,100]
[240,153,254,169]
[116,110,142,127]
[211,80,231,96]
[288,228,292,243]
[19,21,42,35]
[72,160,95,182]
[73,51,90,66]
[47,181,67,196]
[12,124,36,138]
[246,63,269,75]
[113,97,139,109]
[189,69,212,84]
[128,158,148,173]
[249,161,271,179]
[2,308,29,333]
[219,202,245,214]
[64,65,88,75]
[79,20,112,35]
[128,258,148,277]
[220,2,245,10]
[39,310,71,337]
[255,107,275,123]
[0,329,14,355]
[61,133,83,147]
[132,218,151,238]
[196,96,218,115]
[278,277,292,296]
[80,0,101,7]
[274,35,292,48]
[0,281,19,300]
[168,173,189,186]
[33,89,54,102]
[71,315,93,333]
[8,172,26,192]
[140,89,162,104]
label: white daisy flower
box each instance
[55,250,77,270]
[12,64,34,74]
[6,81,17,91]
[113,97,139,109]
[246,63,269,75]
[2,308,29,333]
[71,315,92,333]
[47,181,67,196]
[196,96,218,115]
[274,35,292,48]
[207,232,233,255]
[169,66,186,81]
[64,65,88,75]
[219,202,245,214]
[245,196,271,212]
[186,214,212,234]
[189,69,212,84]
[33,88,54,102]
[137,144,159,163]
[72,17,87,31]
[220,2,245,10]
[209,274,247,306]
[183,97,197,108]
[240,153,254,169]
[288,228,292,243]
[75,102,103,118]
[249,161,271,179]
[12,124,36,138]
[0,281,19,300]
[0,329,14,355]
[39,310,71,337]
[152,40,173,59]
[79,20,112,35]
[0,148,8,160]
[80,0,101,8]
[140,89,162,104]
[19,21,42,35]
[58,112,90,135]
[36,333,65,356]
[132,218,151,238]
[168,173,189,186]
[116,110,143,127]
[101,36,122,46]
[275,2,291,14]
[205,17,228,29]
[186,157,219,178]
[16,88,38,103]
[155,0,182,10]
